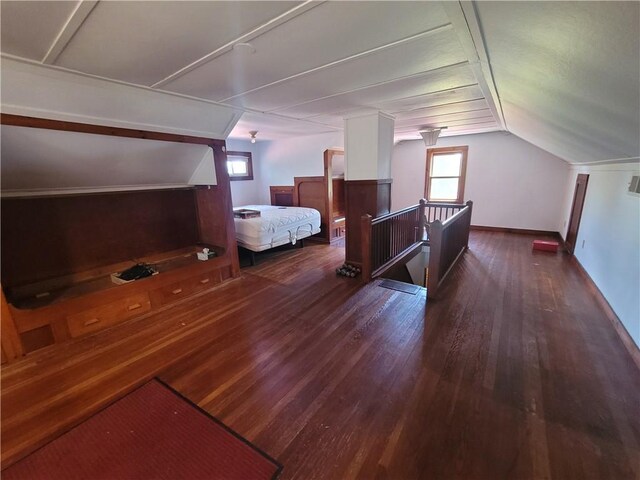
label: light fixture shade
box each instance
[419,128,442,147]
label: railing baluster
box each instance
[396,216,400,258]
[393,217,397,259]
[399,215,401,258]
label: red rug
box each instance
[3,379,282,480]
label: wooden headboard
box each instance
[294,176,327,233]
[291,148,345,243]
[269,185,295,206]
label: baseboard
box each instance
[570,256,640,371]
[471,225,562,240]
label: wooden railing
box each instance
[426,200,473,299]
[361,200,473,298]
[361,200,426,280]
[424,202,466,224]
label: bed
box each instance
[233,205,321,264]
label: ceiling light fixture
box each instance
[249,130,258,144]
[233,42,256,54]
[419,127,447,147]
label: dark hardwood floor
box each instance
[2,232,639,479]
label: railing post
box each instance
[418,198,426,242]
[464,200,473,248]
[427,219,443,300]
[361,214,372,283]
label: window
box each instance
[425,146,468,203]
[226,151,253,181]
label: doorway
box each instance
[565,174,589,254]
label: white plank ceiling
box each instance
[1,1,638,163]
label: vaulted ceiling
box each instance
[1,1,638,164]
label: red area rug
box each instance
[3,379,282,480]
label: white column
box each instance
[344,112,395,180]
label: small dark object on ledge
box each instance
[112,263,157,284]
[336,263,361,278]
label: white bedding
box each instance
[233,205,321,252]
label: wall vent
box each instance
[629,175,640,194]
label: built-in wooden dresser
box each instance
[5,245,232,352]
[0,115,240,362]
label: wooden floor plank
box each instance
[2,234,639,479]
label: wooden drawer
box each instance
[186,271,221,294]
[150,271,221,307]
[150,280,194,307]
[67,293,151,338]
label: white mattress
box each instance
[233,205,321,252]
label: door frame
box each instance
[565,173,589,254]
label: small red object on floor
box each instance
[532,240,559,253]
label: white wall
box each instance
[560,161,640,346]
[255,131,343,204]
[226,138,262,207]
[392,131,570,232]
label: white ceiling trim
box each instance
[444,125,499,135]
[3,50,345,137]
[436,117,495,128]
[442,1,506,131]
[241,110,343,131]
[269,61,472,115]
[1,55,244,139]
[151,1,323,89]
[382,85,482,113]
[398,106,490,121]
[2,53,242,111]
[396,97,486,115]
[6,52,336,137]
[395,110,494,128]
[304,83,479,120]
[395,123,500,141]
[219,22,454,103]
[0,100,245,142]
[567,156,640,166]
[305,84,484,120]
[394,118,496,133]
[42,0,98,64]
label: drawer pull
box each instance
[199,278,210,284]
[128,303,142,311]
[84,318,100,326]
[172,288,183,295]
